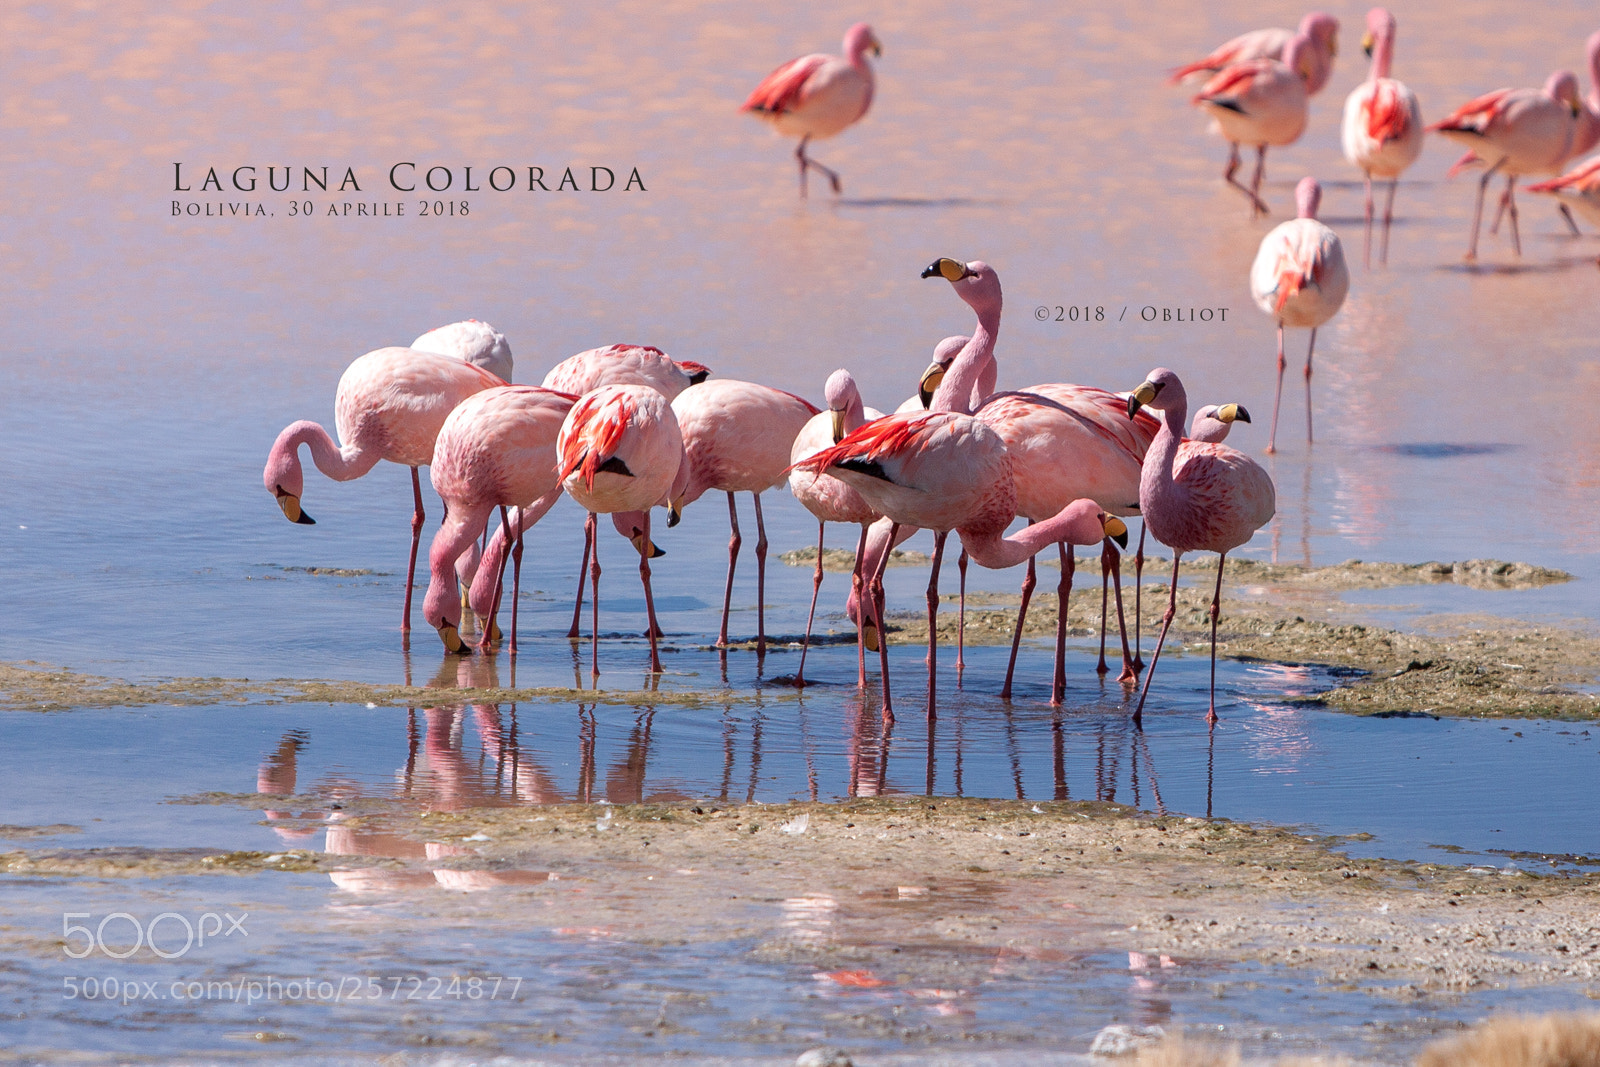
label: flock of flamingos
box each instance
[263,10,1600,725]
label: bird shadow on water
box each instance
[834,196,1003,209]
[1435,255,1600,276]
[1370,442,1517,458]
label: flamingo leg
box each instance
[587,512,601,681]
[1249,144,1268,219]
[1096,541,1111,675]
[1132,521,1146,672]
[853,524,869,689]
[1222,142,1270,215]
[1380,178,1398,266]
[796,134,809,198]
[638,512,663,674]
[1268,321,1286,454]
[869,522,899,721]
[1132,555,1183,727]
[1558,202,1581,236]
[1304,326,1317,446]
[1052,544,1075,706]
[718,491,741,648]
[926,531,948,720]
[956,549,968,676]
[1490,179,1508,234]
[403,466,425,635]
[753,493,768,656]
[1505,175,1522,257]
[1000,550,1038,701]
[510,520,524,657]
[1109,540,1137,684]
[1467,157,1507,261]
[567,524,591,639]
[795,133,842,196]
[1207,553,1228,724]
[1362,172,1374,270]
[796,519,826,686]
[479,505,512,653]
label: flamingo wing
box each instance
[1193,60,1269,110]
[743,54,829,114]
[1428,89,1512,135]
[1365,81,1411,145]
[559,391,636,490]
[1270,229,1326,314]
[1527,155,1600,192]
[791,413,937,481]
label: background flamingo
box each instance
[262,347,504,634]
[557,384,686,677]
[1190,403,1251,443]
[1250,177,1349,452]
[411,320,515,382]
[1170,12,1339,95]
[1126,368,1276,725]
[1528,153,1600,257]
[670,378,819,654]
[1341,7,1424,268]
[787,369,883,686]
[1192,33,1317,218]
[894,334,992,413]
[742,22,882,196]
[422,386,575,654]
[541,343,709,400]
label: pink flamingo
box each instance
[421,386,576,655]
[411,320,514,382]
[1126,368,1276,725]
[669,379,820,654]
[1192,32,1318,218]
[262,347,504,634]
[1430,70,1587,259]
[1250,177,1349,453]
[1341,8,1424,268]
[1190,404,1251,443]
[742,22,882,197]
[894,335,993,414]
[788,369,883,686]
[1170,12,1340,95]
[541,343,709,400]
[557,384,686,678]
[1528,153,1600,253]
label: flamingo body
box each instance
[1527,153,1600,227]
[1195,55,1310,149]
[1342,80,1423,179]
[672,380,820,505]
[412,320,514,382]
[541,344,710,401]
[1171,12,1339,95]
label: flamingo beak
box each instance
[275,488,315,525]
[1102,515,1129,549]
[484,618,503,646]
[1361,31,1372,58]
[1218,403,1250,424]
[1126,381,1158,419]
[862,620,880,652]
[918,362,946,408]
[438,622,470,655]
[459,582,472,614]
[830,408,847,444]
[629,529,667,558]
[921,257,974,282]
[870,36,883,57]
[667,500,683,528]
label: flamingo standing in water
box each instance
[788,369,883,686]
[262,347,504,634]
[422,386,576,654]
[412,320,514,382]
[542,343,709,399]
[742,22,882,197]
[1341,8,1424,268]
[1126,369,1276,725]
[1170,12,1340,94]
[1430,70,1587,259]
[1528,153,1600,256]
[670,379,820,654]
[557,384,686,678]
[1250,177,1349,453]
[1192,32,1318,218]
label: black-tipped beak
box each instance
[666,502,682,528]
[921,257,972,281]
[1233,405,1252,424]
[275,489,315,525]
[1104,515,1129,550]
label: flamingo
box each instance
[1527,154,1600,252]
[1126,368,1276,725]
[262,347,504,634]
[1192,32,1317,218]
[894,335,992,413]
[1190,404,1251,443]
[1430,70,1586,259]
[421,386,576,654]
[1170,12,1340,95]
[411,320,514,382]
[1250,177,1349,453]
[557,384,686,677]
[742,22,882,197]
[796,411,1127,715]
[1341,8,1424,268]
[669,378,820,654]
[541,343,709,400]
[788,369,883,686]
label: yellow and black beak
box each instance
[630,528,667,558]
[920,257,974,282]
[1126,380,1159,419]
[1361,31,1372,58]
[438,622,469,655]
[274,487,315,525]
[917,361,946,408]
[666,500,682,528]
[870,36,883,58]
[1217,403,1251,424]
[830,407,847,444]
[1102,514,1129,550]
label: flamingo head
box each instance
[1361,8,1394,57]
[1282,32,1320,87]
[845,23,882,62]
[1125,367,1188,419]
[916,334,969,408]
[1300,12,1339,57]
[263,431,315,525]
[1295,176,1323,220]
[626,523,666,558]
[921,257,1002,320]
[1059,499,1129,549]
[1546,70,1582,117]
[824,368,862,442]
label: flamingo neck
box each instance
[958,502,1102,571]
[931,311,998,415]
[425,509,488,630]
[842,391,868,432]
[265,420,374,495]
[1141,403,1189,524]
[1369,31,1394,81]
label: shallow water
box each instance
[4,0,1600,1059]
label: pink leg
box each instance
[1109,541,1136,683]
[853,524,869,689]
[925,531,947,720]
[1490,180,1508,234]
[1505,175,1521,257]
[509,522,524,656]
[956,549,968,676]
[718,491,741,648]
[567,525,591,639]
[403,466,425,635]
[588,512,601,681]
[796,134,809,198]
[1000,551,1038,701]
[638,512,663,674]
[1095,542,1111,675]
[753,493,768,656]
[1467,158,1506,261]
[1380,178,1398,266]
[869,522,899,721]
[1249,145,1268,219]
[1133,555,1183,727]
[479,505,512,653]
[1362,172,1374,270]
[796,132,842,196]
[1223,142,1269,214]
[795,519,826,687]
[1268,322,1286,453]
[1132,522,1146,672]
[1207,553,1227,724]
[1304,327,1317,446]
[1052,544,1074,706]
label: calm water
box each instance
[3,0,1599,1060]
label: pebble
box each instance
[795,1048,853,1067]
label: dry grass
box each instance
[1132,1036,1240,1066]
[1417,1014,1600,1067]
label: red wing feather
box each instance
[559,391,635,490]
[1192,61,1263,106]
[1428,89,1510,134]
[1527,156,1600,192]
[1365,82,1410,144]
[791,414,935,474]
[1168,40,1250,84]
[742,55,827,114]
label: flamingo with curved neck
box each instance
[1341,8,1424,267]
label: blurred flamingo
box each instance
[541,343,709,400]
[1192,32,1318,218]
[1126,369,1276,725]
[743,22,882,197]
[411,320,514,382]
[262,347,504,635]
[1170,12,1339,95]
[670,379,820,654]
[1528,153,1600,258]
[1341,8,1424,267]
[1250,177,1349,452]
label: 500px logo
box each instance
[61,912,248,960]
